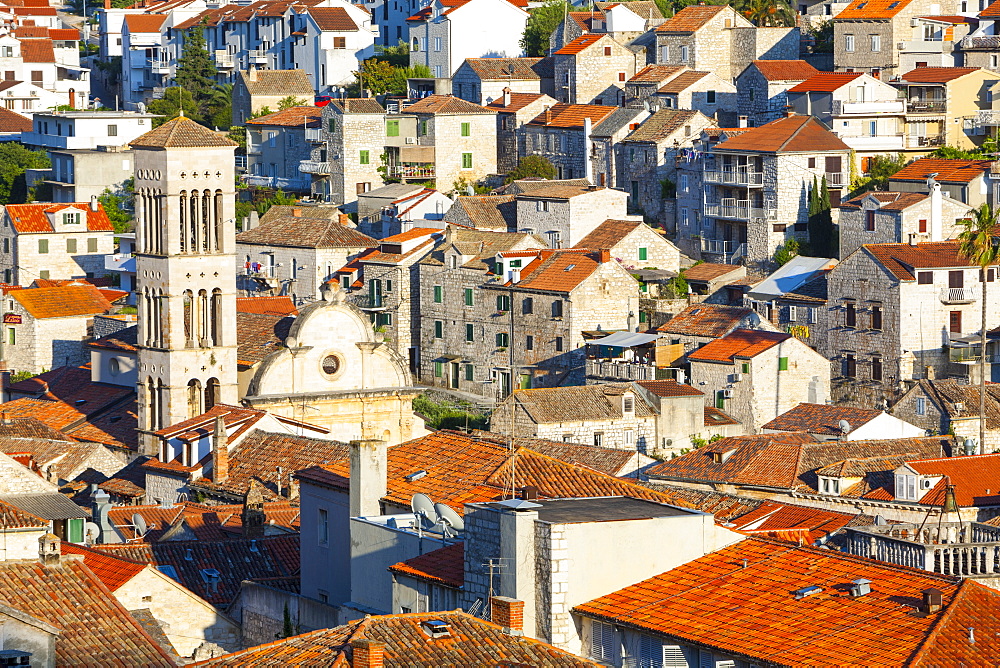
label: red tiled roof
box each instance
[553,33,604,55]
[573,219,645,251]
[655,3,726,32]
[787,71,863,92]
[515,249,604,293]
[705,405,739,426]
[48,28,81,40]
[0,107,31,133]
[836,0,914,19]
[61,542,147,591]
[656,304,754,338]
[714,115,850,153]
[11,285,112,319]
[728,500,862,542]
[752,59,819,81]
[863,241,975,281]
[18,38,54,62]
[486,91,549,112]
[526,103,618,129]
[510,383,656,423]
[840,190,929,210]
[890,157,991,184]
[573,537,986,667]
[656,70,710,94]
[0,498,47,528]
[236,295,298,316]
[245,105,321,128]
[190,610,597,666]
[762,402,883,435]
[682,262,743,282]
[6,201,114,233]
[124,13,166,32]
[636,379,704,397]
[904,453,1000,507]
[628,64,685,83]
[305,6,357,30]
[108,500,300,542]
[404,95,495,115]
[389,542,464,588]
[899,66,981,83]
[687,329,791,363]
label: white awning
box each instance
[589,331,661,348]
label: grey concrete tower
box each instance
[131,116,239,457]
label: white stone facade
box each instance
[553,35,637,105]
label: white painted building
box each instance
[21,110,158,151]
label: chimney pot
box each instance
[502,86,511,107]
[39,533,60,564]
[339,213,351,227]
[921,587,943,613]
[598,248,611,263]
[351,639,385,668]
[349,440,387,517]
[212,416,229,483]
[522,485,538,500]
[491,596,524,634]
[292,207,302,217]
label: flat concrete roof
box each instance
[531,496,691,524]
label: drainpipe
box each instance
[584,116,593,184]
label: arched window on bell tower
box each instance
[183,290,193,346]
[205,377,220,411]
[187,378,203,419]
[214,189,223,252]
[211,288,222,346]
[179,190,187,253]
[198,289,209,345]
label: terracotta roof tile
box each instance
[787,71,863,92]
[682,262,743,282]
[840,190,929,210]
[237,215,375,249]
[656,70,710,93]
[236,295,298,316]
[89,324,137,352]
[655,4,726,32]
[510,383,655,423]
[305,6,357,30]
[245,105,321,128]
[837,0,914,19]
[526,103,618,129]
[6,201,114,233]
[389,542,464,588]
[728,499,862,542]
[752,59,819,81]
[636,379,704,397]
[899,66,981,83]
[863,241,975,281]
[573,537,981,667]
[404,95,495,114]
[568,9,604,31]
[236,312,292,366]
[486,91,549,112]
[131,115,237,149]
[713,114,850,153]
[514,249,604,293]
[705,405,739,426]
[628,64,685,83]
[449,195,516,230]
[65,397,138,451]
[904,453,1000,506]
[124,13,166,32]
[11,284,111,319]
[0,558,175,666]
[890,157,991,184]
[554,33,605,55]
[656,304,755,338]
[463,57,544,80]
[623,109,698,142]
[0,498,47,528]
[61,542,147,591]
[573,219,645,250]
[191,610,598,666]
[762,402,884,435]
[108,500,299,542]
[0,107,31,133]
[327,97,385,114]
[687,329,792,362]
[19,38,54,62]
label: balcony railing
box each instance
[304,127,324,142]
[825,172,844,187]
[906,100,947,114]
[585,360,658,381]
[348,293,390,310]
[941,287,978,304]
[959,35,1000,50]
[243,175,311,191]
[837,133,906,150]
[148,59,171,74]
[214,51,234,68]
[388,164,435,179]
[703,169,764,186]
[299,160,332,175]
[906,134,945,148]
[897,39,948,52]
[832,100,906,115]
[846,522,1000,578]
[704,201,766,220]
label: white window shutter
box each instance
[663,644,689,667]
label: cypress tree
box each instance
[174,20,218,98]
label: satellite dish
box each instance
[747,312,761,329]
[434,502,465,535]
[176,493,188,503]
[84,521,100,543]
[838,419,851,435]
[132,513,148,536]
[465,185,475,197]
[411,493,436,528]
[136,102,146,114]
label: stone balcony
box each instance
[940,287,978,304]
[844,522,1000,583]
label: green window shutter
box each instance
[88,238,97,253]
[741,362,750,374]
[67,518,84,543]
[386,120,399,137]
[434,285,443,303]
[461,122,470,136]
[639,311,647,323]
[462,153,472,169]
[434,321,443,338]
[466,323,474,341]
[7,327,13,345]
[420,120,428,135]
[66,238,77,253]
[464,288,473,306]
[434,361,443,377]
[638,247,648,261]
[38,239,48,254]
[465,364,474,381]
[779,356,789,371]
[328,118,336,132]
[716,391,725,409]
[359,150,370,164]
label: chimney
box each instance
[90,195,99,212]
[351,639,384,668]
[583,116,594,184]
[738,115,748,128]
[502,86,511,107]
[598,248,611,263]
[104,0,110,8]
[491,596,524,635]
[339,213,351,227]
[248,67,258,82]
[929,178,943,241]
[921,588,943,613]
[248,210,259,230]
[242,479,266,538]
[349,439,387,517]
[292,207,303,218]
[39,533,60,564]
[544,105,552,124]
[212,416,228,483]
[522,485,538,500]
[91,487,116,544]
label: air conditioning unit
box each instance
[731,372,743,382]
[405,137,417,144]
[898,42,906,50]
[954,402,965,411]
[911,17,920,26]
[722,389,734,398]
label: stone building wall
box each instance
[422,111,498,189]
[554,39,636,105]
[355,260,421,355]
[839,193,971,259]
[518,126,588,180]
[319,105,386,206]
[4,312,92,374]
[735,67,802,127]
[236,244,368,303]
[0,228,114,284]
[492,398,657,451]
[606,223,682,273]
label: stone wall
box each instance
[230,583,341,648]
[3,309,92,375]
[421,110,498,189]
[0,227,114,284]
[491,399,657,452]
[237,243,368,303]
[607,223,682,273]
[518,126,588,180]
[319,105,386,206]
[554,39,636,105]
[839,193,969,259]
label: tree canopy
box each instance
[0,144,49,205]
[520,0,571,57]
[98,178,134,234]
[505,155,557,183]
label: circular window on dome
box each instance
[320,353,344,378]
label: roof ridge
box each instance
[906,578,981,665]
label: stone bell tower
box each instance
[131,116,239,456]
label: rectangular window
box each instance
[845,34,855,52]
[680,45,689,62]
[845,300,856,327]
[38,239,48,254]
[434,320,443,338]
[386,119,399,137]
[464,288,473,306]
[433,285,443,303]
[555,336,564,352]
[551,300,563,318]
[522,297,533,314]
[916,396,926,415]
[949,270,964,289]
[434,361,443,377]
[919,218,927,233]
[38,270,48,280]
[918,271,933,284]
[107,124,118,137]
[318,508,329,546]
[420,120,428,135]
[434,36,441,51]
[870,34,880,51]
[466,323,474,342]
[462,153,473,169]
[461,122,470,136]
[871,305,882,330]
[496,295,511,312]
[872,355,883,381]
[526,335,533,350]
[638,247,648,261]
[844,353,857,378]
[496,332,509,348]
[6,327,13,345]
[359,150,370,164]
[866,210,876,231]
[328,118,336,132]
[333,36,346,49]
[2,238,7,253]
[63,213,80,225]
[87,238,97,253]
[465,364,474,381]
[618,72,626,81]
[778,356,789,371]
[593,432,603,447]
[950,310,962,333]
[706,89,716,104]
[808,307,817,324]
[66,238,77,253]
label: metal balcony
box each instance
[389,164,435,179]
[941,287,978,304]
[304,127,324,142]
[149,60,171,75]
[214,51,234,68]
[825,172,844,187]
[906,100,947,114]
[704,201,766,221]
[703,169,764,186]
[248,49,268,64]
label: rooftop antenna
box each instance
[84,521,100,544]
